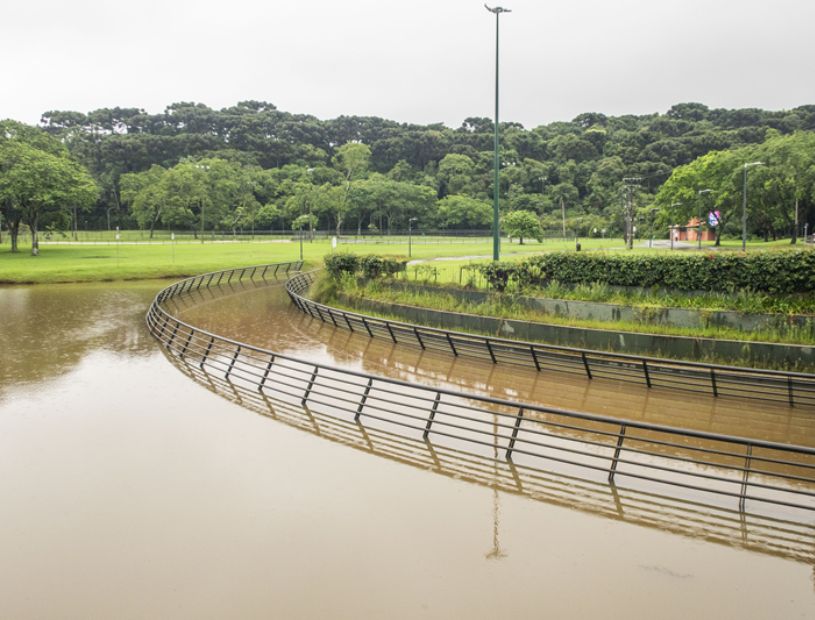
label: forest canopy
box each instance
[2,100,814,246]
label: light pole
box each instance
[408,217,418,258]
[485,4,511,261]
[697,189,715,250]
[741,162,763,251]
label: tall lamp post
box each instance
[697,189,715,250]
[485,4,511,261]
[741,162,763,251]
[408,217,418,258]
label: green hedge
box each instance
[324,254,408,280]
[479,251,815,294]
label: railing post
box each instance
[608,424,627,483]
[225,346,241,379]
[344,313,355,332]
[361,317,374,338]
[423,393,442,439]
[530,346,541,372]
[710,368,719,397]
[355,378,373,421]
[446,333,458,357]
[385,322,397,343]
[327,308,339,327]
[180,331,193,357]
[414,327,425,350]
[200,337,214,368]
[302,367,319,405]
[642,359,652,388]
[788,377,795,407]
[261,265,268,279]
[258,355,275,391]
[739,444,753,512]
[505,407,525,461]
[485,339,497,364]
[581,351,593,379]
[168,321,180,347]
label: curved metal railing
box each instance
[285,271,815,409]
[145,262,815,515]
[164,350,815,565]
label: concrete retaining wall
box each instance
[383,282,815,338]
[337,292,815,370]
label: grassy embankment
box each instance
[317,277,815,347]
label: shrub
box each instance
[361,255,385,279]
[506,251,815,294]
[324,253,359,280]
[325,253,407,280]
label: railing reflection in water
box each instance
[165,351,815,567]
[147,262,815,568]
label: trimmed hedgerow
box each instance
[479,251,815,294]
[324,253,360,280]
[325,254,408,280]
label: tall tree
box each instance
[332,142,371,235]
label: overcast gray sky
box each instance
[2,0,814,128]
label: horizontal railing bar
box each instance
[146,263,815,515]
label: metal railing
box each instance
[166,352,815,565]
[285,271,815,409]
[145,262,815,514]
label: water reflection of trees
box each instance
[0,283,157,398]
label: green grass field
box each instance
[0,237,564,283]
[0,232,805,284]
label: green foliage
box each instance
[503,210,543,244]
[491,251,815,294]
[323,253,360,280]
[16,99,815,238]
[436,195,492,229]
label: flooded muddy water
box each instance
[1,278,814,619]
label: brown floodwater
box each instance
[1,278,815,619]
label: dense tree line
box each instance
[0,120,97,253]
[2,100,815,248]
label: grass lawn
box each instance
[0,233,806,284]
[0,237,567,284]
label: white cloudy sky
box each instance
[2,0,814,128]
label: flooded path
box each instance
[175,280,815,446]
[1,278,814,618]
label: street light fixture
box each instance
[697,189,715,250]
[408,217,418,258]
[485,4,511,261]
[741,162,763,251]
